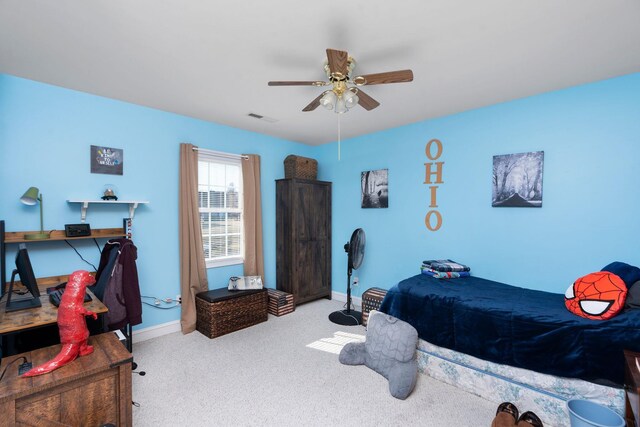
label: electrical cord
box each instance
[141,295,180,310]
[93,238,102,254]
[335,310,360,324]
[64,240,99,271]
[142,301,180,309]
[0,356,27,382]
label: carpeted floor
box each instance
[132,299,497,426]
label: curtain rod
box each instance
[192,146,249,160]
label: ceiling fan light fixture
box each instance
[343,89,359,109]
[270,48,412,114]
[320,91,337,110]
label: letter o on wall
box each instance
[425,210,442,231]
[425,139,443,161]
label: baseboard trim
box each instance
[331,291,362,309]
[132,293,363,343]
[132,320,181,344]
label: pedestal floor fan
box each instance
[329,228,365,326]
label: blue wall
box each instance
[2,72,639,330]
[316,73,640,297]
[0,74,314,329]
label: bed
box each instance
[379,273,640,425]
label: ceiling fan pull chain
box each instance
[338,114,341,161]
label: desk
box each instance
[0,332,132,426]
[0,288,107,336]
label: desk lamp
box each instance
[20,186,50,240]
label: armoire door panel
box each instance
[310,186,329,240]
[294,184,312,241]
[294,241,329,301]
[295,241,312,299]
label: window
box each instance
[198,150,243,267]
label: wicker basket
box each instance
[195,288,268,338]
[284,155,318,180]
[361,287,388,326]
[267,288,295,317]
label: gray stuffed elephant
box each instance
[339,310,419,399]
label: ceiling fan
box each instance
[268,48,413,114]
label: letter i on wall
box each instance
[424,139,444,231]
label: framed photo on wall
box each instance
[492,151,543,207]
[91,145,123,175]
[361,169,388,208]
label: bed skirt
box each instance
[416,340,624,427]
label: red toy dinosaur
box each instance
[22,270,97,377]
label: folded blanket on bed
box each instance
[422,259,471,272]
[421,268,471,279]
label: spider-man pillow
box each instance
[565,272,627,320]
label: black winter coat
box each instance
[94,238,142,329]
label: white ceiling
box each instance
[1,1,639,145]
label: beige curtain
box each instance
[242,154,265,282]
[179,143,209,334]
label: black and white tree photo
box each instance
[361,169,388,208]
[492,151,544,207]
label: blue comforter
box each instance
[379,274,640,386]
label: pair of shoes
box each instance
[497,402,519,420]
[517,411,543,427]
[493,402,544,427]
[492,402,519,427]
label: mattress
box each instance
[416,339,624,427]
[380,273,640,385]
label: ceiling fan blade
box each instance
[302,93,324,112]
[268,81,325,86]
[326,48,349,77]
[356,69,413,85]
[356,89,380,111]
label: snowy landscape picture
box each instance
[492,151,544,207]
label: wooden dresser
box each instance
[276,178,331,305]
[0,333,132,426]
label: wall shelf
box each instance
[2,226,128,285]
[67,200,149,223]
[3,228,127,244]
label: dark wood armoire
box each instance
[276,178,331,305]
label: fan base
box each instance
[329,309,362,326]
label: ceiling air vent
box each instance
[247,113,278,123]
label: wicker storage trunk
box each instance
[196,288,268,338]
[266,288,295,316]
[361,287,388,326]
[284,155,318,180]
